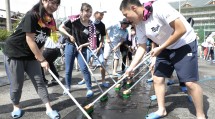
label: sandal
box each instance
[46,110,60,119]
[167,80,175,86]
[11,109,25,119]
[101,82,109,88]
[150,95,157,101]
[78,79,85,85]
[86,90,94,98]
[181,86,188,93]
[146,78,153,83]
[145,112,166,119]
[112,73,121,77]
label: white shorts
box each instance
[103,43,120,59]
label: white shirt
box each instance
[44,37,61,49]
[136,0,196,49]
[106,23,128,45]
[206,36,214,47]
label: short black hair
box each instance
[120,0,142,10]
[187,17,194,28]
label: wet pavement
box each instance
[64,70,152,119]
[0,52,215,119]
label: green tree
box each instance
[197,28,204,44]
[0,19,20,42]
[0,29,10,41]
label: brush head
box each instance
[123,90,131,95]
[115,84,121,91]
[126,79,132,84]
[100,94,108,102]
[122,90,131,99]
[126,80,133,88]
[84,104,94,114]
[115,84,121,88]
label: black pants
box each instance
[209,48,214,60]
[41,48,61,81]
[121,50,132,71]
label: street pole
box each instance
[70,7,72,15]
[179,0,181,13]
[64,6,66,18]
[5,0,12,31]
[204,25,205,42]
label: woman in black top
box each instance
[59,3,96,98]
[3,0,60,118]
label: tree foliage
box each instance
[197,28,204,44]
[0,29,10,41]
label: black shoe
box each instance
[44,80,49,87]
[51,79,58,85]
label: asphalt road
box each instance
[0,57,215,119]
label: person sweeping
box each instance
[3,0,61,118]
[120,0,206,119]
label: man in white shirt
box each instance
[120,0,205,119]
[104,18,130,76]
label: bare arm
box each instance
[59,23,75,43]
[81,42,90,47]
[151,18,186,56]
[77,42,90,51]
[115,39,124,49]
[111,39,124,53]
[126,43,147,72]
[151,42,157,50]
[26,33,44,61]
[160,18,186,49]
[26,33,49,69]
[98,36,104,50]
[105,30,111,43]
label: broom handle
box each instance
[87,46,116,83]
[48,69,92,119]
[130,59,150,81]
[89,53,151,106]
[108,42,127,67]
[130,62,150,82]
[74,43,103,93]
[128,70,151,90]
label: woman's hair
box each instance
[31,0,61,21]
[80,3,92,12]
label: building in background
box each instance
[0,9,24,29]
[169,0,215,41]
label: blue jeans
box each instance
[64,42,92,90]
